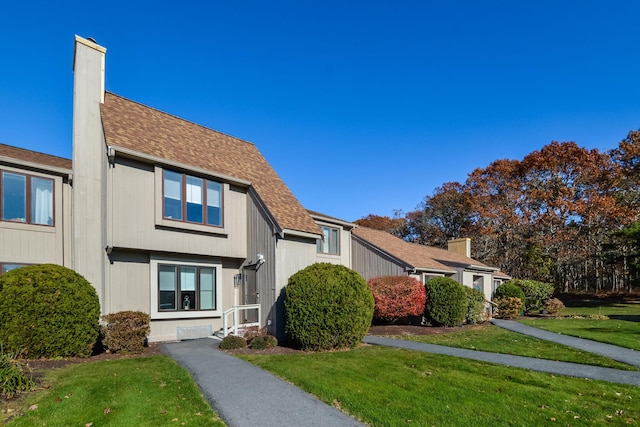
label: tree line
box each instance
[356,131,640,294]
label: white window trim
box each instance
[150,255,223,319]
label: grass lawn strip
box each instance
[386,324,638,370]
[241,345,640,427]
[519,318,640,351]
[2,356,225,427]
[559,299,640,318]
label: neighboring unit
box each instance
[351,226,509,302]
[0,145,72,273]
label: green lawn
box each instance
[519,318,640,351]
[386,324,638,370]
[240,345,640,427]
[516,296,640,351]
[558,297,640,318]
[1,356,225,427]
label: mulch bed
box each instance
[23,343,163,371]
[18,323,486,366]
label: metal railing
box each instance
[222,304,261,337]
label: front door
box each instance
[241,268,259,323]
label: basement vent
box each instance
[176,325,213,341]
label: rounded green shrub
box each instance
[368,276,426,323]
[101,311,151,354]
[494,282,526,311]
[219,335,247,349]
[250,335,278,350]
[0,264,100,358]
[507,279,554,313]
[424,277,466,326]
[284,263,374,351]
[465,287,486,324]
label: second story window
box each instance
[163,170,222,227]
[317,226,339,254]
[1,171,54,226]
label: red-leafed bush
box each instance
[368,276,426,322]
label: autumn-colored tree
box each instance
[403,182,474,247]
[354,214,405,236]
[402,136,640,294]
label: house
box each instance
[1,36,508,343]
[0,144,72,273]
[308,210,355,268]
[73,36,332,341]
[351,226,509,302]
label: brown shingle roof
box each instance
[352,226,496,272]
[100,92,320,236]
[0,143,72,171]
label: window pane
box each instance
[2,172,26,222]
[322,227,330,253]
[31,177,53,225]
[329,228,339,254]
[2,264,25,274]
[180,266,197,310]
[206,181,222,226]
[159,265,177,310]
[186,176,203,223]
[163,171,182,220]
[200,267,215,310]
[180,266,197,291]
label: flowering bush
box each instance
[368,276,426,322]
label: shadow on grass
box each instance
[610,315,640,323]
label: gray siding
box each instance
[351,237,408,281]
[247,190,278,335]
[0,164,71,268]
[108,158,247,258]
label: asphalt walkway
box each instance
[162,321,640,427]
[160,338,366,427]
[490,318,640,368]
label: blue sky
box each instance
[2,1,640,221]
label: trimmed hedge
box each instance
[494,282,526,312]
[368,276,426,322]
[507,279,554,313]
[219,335,247,349]
[424,277,466,326]
[101,311,150,354]
[0,264,100,358]
[465,287,486,324]
[250,335,278,350]
[284,263,374,351]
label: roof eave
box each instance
[108,145,252,187]
[0,156,73,178]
